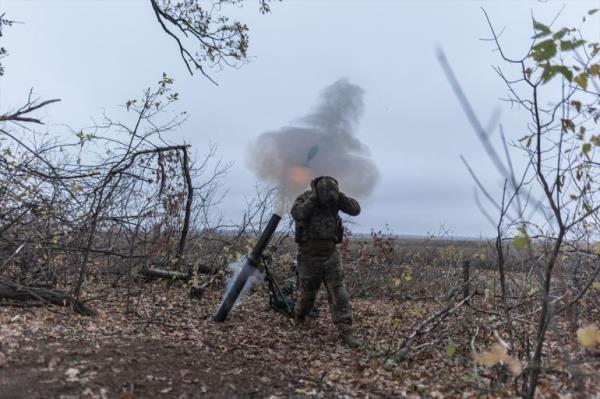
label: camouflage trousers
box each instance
[295,249,353,333]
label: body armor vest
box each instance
[295,206,343,244]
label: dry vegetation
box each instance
[0,232,599,398]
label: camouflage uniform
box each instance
[291,177,360,338]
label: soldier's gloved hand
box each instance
[320,190,339,208]
[336,191,361,216]
[313,176,340,208]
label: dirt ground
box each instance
[0,277,598,398]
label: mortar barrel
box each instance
[212,213,282,322]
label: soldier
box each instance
[291,176,361,347]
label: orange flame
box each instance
[287,166,313,192]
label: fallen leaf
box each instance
[47,356,61,371]
[577,325,600,348]
[65,368,79,379]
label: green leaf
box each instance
[531,40,557,62]
[552,28,569,40]
[513,235,530,249]
[514,227,530,249]
[574,73,589,90]
[591,135,600,147]
[560,39,585,51]
[589,8,598,15]
[532,20,552,38]
[446,343,456,359]
[582,142,592,157]
[541,64,573,83]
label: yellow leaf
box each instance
[513,234,530,249]
[484,288,493,301]
[474,344,522,375]
[505,356,523,376]
[574,73,588,90]
[474,344,507,366]
[446,343,456,359]
[327,372,341,382]
[577,325,600,348]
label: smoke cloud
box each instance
[219,260,265,310]
[247,78,380,205]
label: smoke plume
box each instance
[219,260,265,310]
[247,78,379,206]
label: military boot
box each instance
[339,331,361,348]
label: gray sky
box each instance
[1,0,599,236]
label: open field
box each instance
[1,236,598,398]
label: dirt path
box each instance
[1,337,303,398]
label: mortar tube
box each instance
[212,213,282,322]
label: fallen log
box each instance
[142,268,189,280]
[0,280,95,316]
[142,264,211,281]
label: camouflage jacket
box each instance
[291,191,360,244]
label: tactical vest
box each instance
[295,207,343,244]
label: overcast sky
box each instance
[1,0,599,236]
